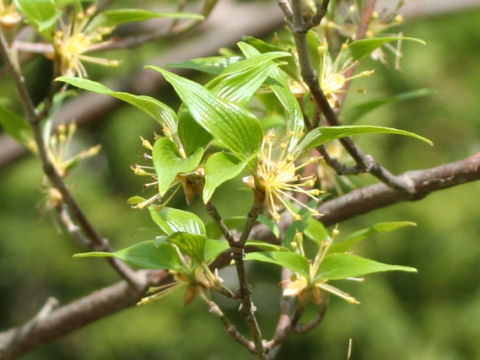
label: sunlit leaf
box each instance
[169,56,243,75]
[152,137,204,196]
[149,206,205,236]
[329,221,416,253]
[204,240,230,263]
[245,251,310,278]
[296,125,433,152]
[315,253,417,281]
[87,9,203,32]
[203,152,253,203]
[147,67,263,158]
[74,241,184,271]
[56,77,178,142]
[168,232,207,262]
[14,0,59,36]
[245,240,287,252]
[304,216,329,246]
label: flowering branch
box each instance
[0,27,141,288]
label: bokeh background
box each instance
[1,1,480,359]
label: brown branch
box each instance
[318,152,480,225]
[0,270,167,360]
[294,302,328,334]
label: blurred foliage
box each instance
[1,3,480,360]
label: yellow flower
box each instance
[250,132,321,221]
[53,6,119,77]
[0,0,21,29]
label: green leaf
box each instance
[86,9,203,32]
[340,36,426,64]
[168,56,242,75]
[315,253,417,281]
[127,195,146,205]
[146,67,263,158]
[0,104,33,148]
[149,206,206,236]
[56,77,178,142]
[203,152,253,203]
[304,216,329,246]
[168,232,207,262]
[152,137,204,196]
[238,42,304,149]
[245,240,286,252]
[329,221,416,254]
[14,0,59,36]
[74,240,184,271]
[178,111,212,156]
[296,125,433,152]
[257,214,280,239]
[345,89,436,123]
[245,251,310,278]
[204,240,230,263]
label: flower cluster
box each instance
[247,132,321,221]
[53,6,119,77]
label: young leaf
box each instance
[178,111,212,156]
[203,152,254,203]
[304,216,329,246]
[329,221,416,254]
[152,137,204,196]
[56,77,178,141]
[168,232,207,262]
[245,251,310,278]
[296,125,433,152]
[74,241,184,271]
[245,240,287,252]
[14,0,59,36]
[238,42,304,150]
[0,105,33,148]
[339,36,426,64]
[204,240,230,263]
[168,56,243,75]
[86,9,203,32]
[315,253,417,281]
[149,206,206,236]
[345,89,436,124]
[146,66,263,158]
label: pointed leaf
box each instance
[315,253,417,281]
[56,77,178,141]
[203,152,252,203]
[345,89,436,123]
[146,67,263,158]
[152,137,203,195]
[204,240,230,263]
[178,111,212,155]
[168,232,207,262]
[296,125,433,152]
[245,240,287,252]
[304,216,329,246]
[245,251,310,278]
[14,0,59,35]
[169,56,243,75]
[329,221,416,253]
[74,240,184,271]
[86,9,203,32]
[0,104,33,148]
[341,36,426,63]
[149,206,205,236]
[238,42,304,149]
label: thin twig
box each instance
[206,300,256,353]
[294,302,328,333]
[0,27,141,289]
[282,0,415,194]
